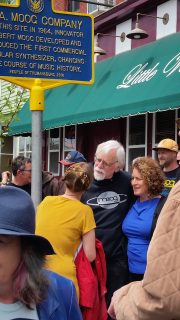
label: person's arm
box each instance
[82,229,96,262]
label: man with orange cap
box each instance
[153,138,180,196]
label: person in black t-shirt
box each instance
[1,156,63,199]
[152,138,180,197]
[81,140,135,317]
[3,156,32,195]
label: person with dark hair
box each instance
[36,162,96,300]
[1,156,63,199]
[0,186,82,320]
[6,155,32,194]
[122,157,166,282]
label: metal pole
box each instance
[0,125,1,171]
[30,79,44,210]
[31,110,42,209]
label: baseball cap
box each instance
[152,138,178,153]
[59,150,87,166]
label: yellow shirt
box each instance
[36,196,96,298]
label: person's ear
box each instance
[17,169,22,176]
[115,165,121,172]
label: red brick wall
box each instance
[53,0,87,13]
[53,0,126,13]
[54,0,67,11]
[116,0,125,4]
[80,3,87,13]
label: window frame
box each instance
[47,128,61,176]
[126,114,147,170]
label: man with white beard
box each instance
[81,140,134,318]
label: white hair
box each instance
[96,140,125,169]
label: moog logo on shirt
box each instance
[87,191,127,209]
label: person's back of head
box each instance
[12,156,31,176]
[96,140,125,170]
[62,162,93,193]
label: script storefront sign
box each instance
[117,52,180,89]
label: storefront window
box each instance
[128,148,146,172]
[13,136,32,158]
[129,115,145,145]
[62,126,76,174]
[88,0,97,13]
[126,115,147,170]
[48,128,60,175]
[69,0,80,12]
[49,152,59,174]
[0,136,13,172]
[64,126,76,152]
[155,110,176,143]
[49,128,59,150]
[19,137,25,153]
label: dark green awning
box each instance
[10,32,180,135]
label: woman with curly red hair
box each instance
[122,157,165,282]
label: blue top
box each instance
[122,197,160,274]
[37,270,82,320]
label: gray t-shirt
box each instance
[0,301,39,320]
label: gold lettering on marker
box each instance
[0,12,6,21]
[11,13,37,24]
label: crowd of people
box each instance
[0,135,180,320]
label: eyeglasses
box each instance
[94,155,118,168]
[20,169,32,173]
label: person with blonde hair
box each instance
[36,162,96,299]
[122,156,165,282]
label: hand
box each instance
[108,285,130,319]
[1,171,11,184]
[108,299,117,319]
[108,290,121,319]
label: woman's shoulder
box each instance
[44,270,74,294]
[38,270,82,320]
[38,196,60,207]
[80,202,94,214]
